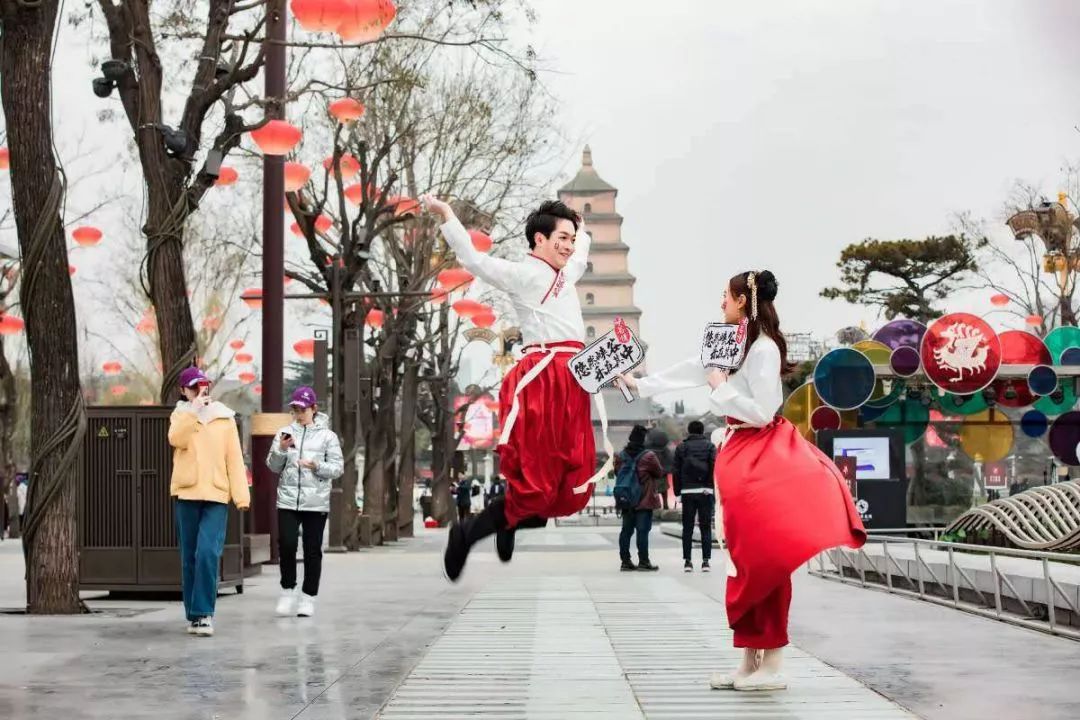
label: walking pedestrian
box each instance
[674,420,716,572]
[169,367,250,637]
[267,387,344,618]
[616,425,663,572]
[455,477,472,524]
[646,428,673,510]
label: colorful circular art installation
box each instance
[1027,365,1058,397]
[890,345,921,377]
[1020,409,1049,438]
[1048,411,1080,465]
[813,348,876,411]
[994,330,1051,407]
[920,313,1001,395]
[854,340,904,408]
[873,319,927,350]
[876,398,930,445]
[959,410,1014,464]
[810,406,842,432]
[937,391,989,416]
[782,382,821,441]
[1035,326,1080,416]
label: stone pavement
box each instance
[0,525,1078,719]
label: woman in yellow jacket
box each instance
[169,367,250,637]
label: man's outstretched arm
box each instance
[421,194,522,292]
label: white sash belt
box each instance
[496,345,613,496]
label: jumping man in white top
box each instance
[421,194,597,581]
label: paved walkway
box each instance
[1,525,1078,719]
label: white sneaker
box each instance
[709,672,737,690]
[297,593,316,617]
[734,670,787,691]
[193,617,214,637]
[186,621,198,635]
[276,588,298,617]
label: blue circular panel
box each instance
[1021,410,1048,438]
[1061,347,1080,366]
[813,348,875,411]
[1028,365,1058,397]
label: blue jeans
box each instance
[619,509,653,563]
[175,500,227,621]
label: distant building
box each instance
[558,146,655,454]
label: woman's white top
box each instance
[636,336,784,427]
[439,217,590,346]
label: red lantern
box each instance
[229,339,245,350]
[990,293,1009,307]
[366,309,385,328]
[284,162,311,192]
[291,0,349,31]
[235,352,254,364]
[315,214,333,233]
[110,385,127,397]
[322,154,361,179]
[242,288,263,309]
[429,287,449,305]
[0,315,23,335]
[337,0,396,41]
[202,316,223,331]
[328,98,365,122]
[293,338,316,359]
[250,119,302,155]
[437,268,474,290]
[238,371,257,384]
[290,221,304,237]
[254,384,263,395]
[472,309,496,328]
[68,265,77,276]
[215,166,239,186]
[452,299,484,318]
[102,361,123,375]
[72,226,103,247]
[1026,314,1043,327]
[388,195,419,217]
[468,229,493,253]
[343,183,365,205]
[0,147,8,170]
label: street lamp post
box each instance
[1007,191,1080,327]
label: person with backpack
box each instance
[673,420,717,572]
[615,424,663,571]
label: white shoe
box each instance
[276,589,297,617]
[734,670,787,691]
[186,621,198,635]
[709,672,736,690]
[297,593,316,617]
[192,617,214,637]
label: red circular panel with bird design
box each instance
[993,330,1051,407]
[920,313,1001,395]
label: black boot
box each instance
[620,558,637,571]
[444,499,506,582]
[637,558,659,572]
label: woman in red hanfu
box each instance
[623,270,865,692]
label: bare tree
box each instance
[0,0,87,613]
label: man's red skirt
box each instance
[717,417,866,645]
[497,345,595,528]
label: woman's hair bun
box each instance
[756,270,778,302]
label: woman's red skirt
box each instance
[717,417,866,639]
[497,347,595,528]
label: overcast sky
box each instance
[7,0,1080,410]
[527,0,1080,410]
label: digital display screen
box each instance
[831,436,891,480]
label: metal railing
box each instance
[810,534,1080,640]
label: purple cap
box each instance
[179,366,210,388]
[289,386,317,409]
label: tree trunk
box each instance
[1,0,87,613]
[396,364,419,538]
[143,162,197,402]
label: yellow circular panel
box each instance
[853,339,893,403]
[783,382,820,440]
[959,409,1014,463]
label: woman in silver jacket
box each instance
[266,386,344,618]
